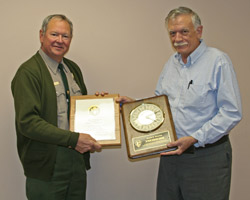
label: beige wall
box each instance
[1,0,249,199]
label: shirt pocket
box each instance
[184,84,208,106]
[55,84,67,115]
[71,82,82,96]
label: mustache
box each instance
[174,42,188,47]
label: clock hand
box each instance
[146,115,156,121]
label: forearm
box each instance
[191,108,242,147]
[15,111,79,147]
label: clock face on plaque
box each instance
[129,103,165,132]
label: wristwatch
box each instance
[129,103,164,132]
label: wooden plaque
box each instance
[121,95,177,158]
[70,94,121,146]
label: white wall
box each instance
[1,0,249,199]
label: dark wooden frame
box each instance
[121,95,177,158]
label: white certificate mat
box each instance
[70,94,121,146]
[74,98,115,140]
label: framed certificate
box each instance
[121,95,177,158]
[70,94,121,146]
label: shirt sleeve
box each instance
[191,54,242,147]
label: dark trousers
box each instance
[26,146,87,200]
[157,139,232,200]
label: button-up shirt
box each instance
[155,40,242,147]
[39,49,82,130]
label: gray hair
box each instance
[165,7,201,29]
[41,14,73,37]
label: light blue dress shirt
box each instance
[155,40,242,147]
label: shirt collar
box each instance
[175,39,207,67]
[38,49,68,74]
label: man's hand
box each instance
[161,136,198,156]
[95,91,109,96]
[75,133,102,154]
[116,96,135,104]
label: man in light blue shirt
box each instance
[117,6,242,200]
[156,33,241,149]
[155,7,242,200]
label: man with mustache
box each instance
[118,6,242,200]
[11,14,101,199]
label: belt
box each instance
[184,135,229,154]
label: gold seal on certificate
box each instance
[70,94,121,146]
[121,95,177,158]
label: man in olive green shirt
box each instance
[11,14,101,200]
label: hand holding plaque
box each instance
[121,95,177,158]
